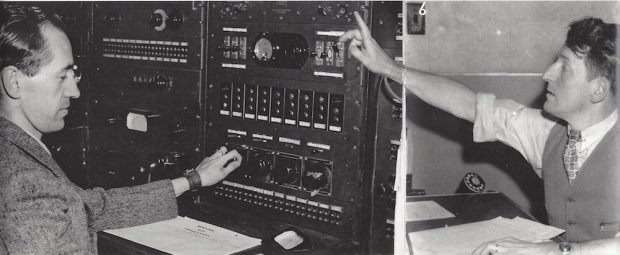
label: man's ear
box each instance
[0,66,21,99]
[591,77,610,103]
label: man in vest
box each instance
[340,11,619,255]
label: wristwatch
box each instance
[559,241,571,254]
[183,168,202,191]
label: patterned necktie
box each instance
[563,130,582,183]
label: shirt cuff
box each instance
[473,93,498,142]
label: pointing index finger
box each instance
[353,11,372,47]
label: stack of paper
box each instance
[104,216,262,255]
[408,217,565,255]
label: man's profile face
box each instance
[17,25,80,136]
[542,46,594,120]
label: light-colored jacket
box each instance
[0,117,178,254]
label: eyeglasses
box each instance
[71,64,82,84]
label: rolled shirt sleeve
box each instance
[473,93,557,177]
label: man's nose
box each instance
[542,63,559,83]
[65,79,81,99]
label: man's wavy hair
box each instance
[0,4,66,77]
[565,17,618,95]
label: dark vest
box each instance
[542,122,620,242]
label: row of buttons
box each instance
[130,75,170,90]
[220,83,344,132]
[103,38,188,46]
[221,180,338,210]
[104,44,189,58]
[102,38,190,63]
[216,182,344,225]
[103,54,188,63]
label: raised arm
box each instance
[339,12,477,122]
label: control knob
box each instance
[149,9,167,31]
[317,6,330,16]
[273,164,300,185]
[303,163,331,191]
[248,150,273,181]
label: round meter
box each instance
[251,32,309,69]
[253,38,273,62]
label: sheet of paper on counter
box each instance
[104,216,261,255]
[408,216,565,255]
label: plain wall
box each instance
[404,1,620,219]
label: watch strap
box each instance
[183,168,202,191]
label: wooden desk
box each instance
[98,202,364,255]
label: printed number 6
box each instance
[418,2,427,16]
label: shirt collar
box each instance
[569,109,618,142]
[22,128,52,155]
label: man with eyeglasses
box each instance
[0,4,242,254]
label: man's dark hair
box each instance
[565,17,618,94]
[0,4,66,77]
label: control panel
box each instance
[30,2,402,252]
[201,1,372,242]
[89,2,204,188]
[94,2,203,70]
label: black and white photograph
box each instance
[0,1,618,255]
[0,1,401,254]
[403,1,619,255]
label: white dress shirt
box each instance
[472,93,618,177]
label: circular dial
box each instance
[302,160,332,192]
[248,149,273,181]
[253,38,273,62]
[251,32,309,69]
[272,156,301,186]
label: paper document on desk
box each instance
[406,200,455,221]
[104,216,261,255]
[408,216,564,255]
